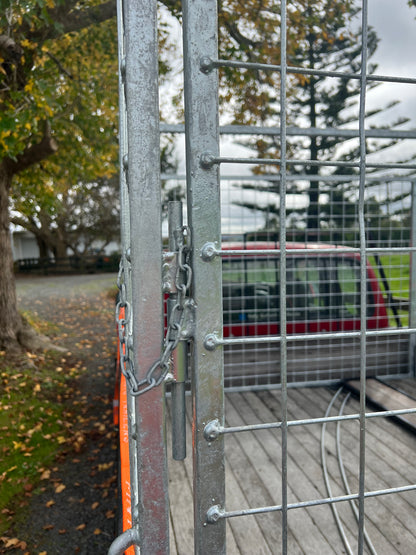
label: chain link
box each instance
[116,227,192,397]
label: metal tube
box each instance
[108,528,140,555]
[168,201,187,461]
[116,2,138,552]
[182,0,225,552]
[124,0,169,552]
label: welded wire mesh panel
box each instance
[220,180,414,389]
[177,0,416,553]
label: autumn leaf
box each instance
[91,501,99,510]
[54,483,66,494]
[93,528,101,535]
[76,524,86,531]
[43,524,54,531]
[45,500,55,508]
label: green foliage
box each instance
[1,1,119,181]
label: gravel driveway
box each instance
[8,273,119,554]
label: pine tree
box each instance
[232,0,411,242]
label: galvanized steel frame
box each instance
[182,0,226,552]
[182,0,416,553]
[114,0,416,553]
[116,0,169,553]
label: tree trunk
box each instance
[0,161,24,350]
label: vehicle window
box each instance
[287,258,329,320]
[336,259,360,317]
[222,257,278,324]
[222,254,375,328]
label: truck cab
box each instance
[222,242,389,338]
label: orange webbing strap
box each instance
[119,373,135,555]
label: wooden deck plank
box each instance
[167,383,416,553]
[290,387,416,553]
[243,389,363,551]
[228,391,345,554]
[346,378,416,430]
[384,378,416,399]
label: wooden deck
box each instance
[167,379,416,554]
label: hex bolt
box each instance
[123,154,128,170]
[200,242,217,262]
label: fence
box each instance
[14,254,119,274]
[111,1,416,553]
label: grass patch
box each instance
[0,349,85,536]
[20,310,60,337]
[370,254,410,327]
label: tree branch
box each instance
[6,121,58,176]
[22,1,117,44]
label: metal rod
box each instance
[213,247,416,257]
[279,2,288,552]
[209,485,416,521]
[321,388,353,555]
[336,394,378,555]
[160,122,416,140]
[204,57,416,85]
[357,3,370,551]
[209,407,416,436]
[211,326,416,347]
[202,155,416,171]
[161,173,416,183]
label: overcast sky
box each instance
[162,1,416,234]
[368,0,416,125]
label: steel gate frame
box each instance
[110,1,416,553]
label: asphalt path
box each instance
[9,273,120,554]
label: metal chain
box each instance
[116,227,192,396]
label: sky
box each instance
[368,0,416,125]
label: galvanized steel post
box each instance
[123,0,169,552]
[182,0,226,552]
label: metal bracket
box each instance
[180,298,196,339]
[162,251,178,294]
